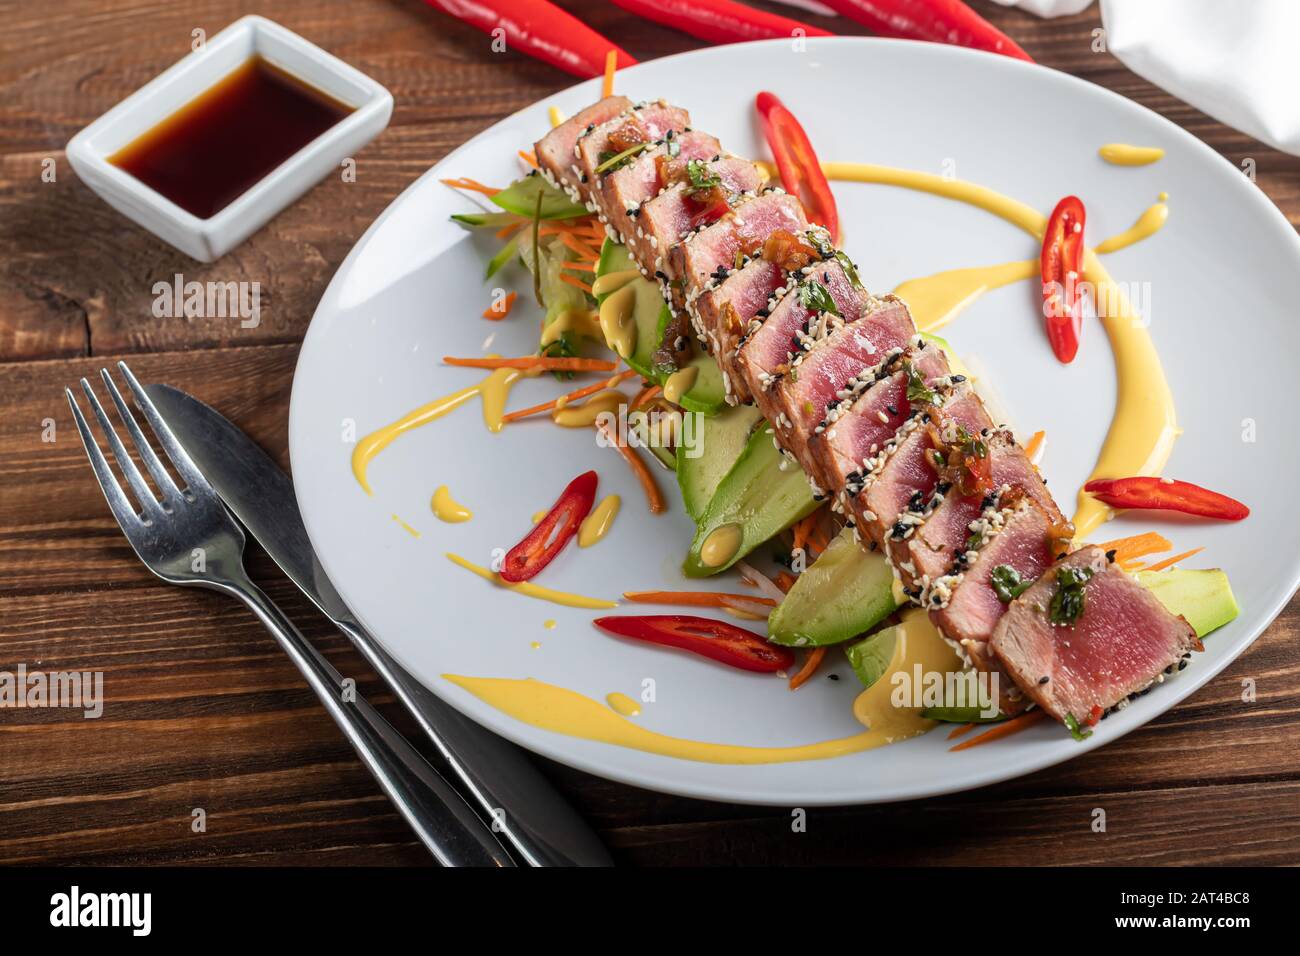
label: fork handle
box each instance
[223,576,515,867]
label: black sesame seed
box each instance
[1038,676,1050,684]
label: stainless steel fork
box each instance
[66,363,514,867]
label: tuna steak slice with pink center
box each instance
[990,546,1201,724]
[668,190,807,298]
[534,95,632,201]
[690,256,786,403]
[574,103,690,200]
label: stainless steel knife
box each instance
[145,383,612,868]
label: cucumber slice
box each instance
[676,404,763,521]
[683,425,818,577]
[490,173,588,219]
[768,526,899,646]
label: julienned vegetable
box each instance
[1085,477,1250,521]
[422,0,637,79]
[594,614,796,672]
[820,0,1032,62]
[755,91,840,244]
[1040,195,1086,364]
[501,471,598,582]
[611,0,832,44]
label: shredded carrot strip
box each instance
[440,177,500,196]
[518,149,539,168]
[949,710,1047,752]
[559,272,594,293]
[602,49,617,98]
[774,571,797,593]
[1098,530,1173,564]
[791,512,815,556]
[501,370,637,423]
[482,291,518,320]
[598,420,665,514]
[623,590,777,608]
[789,647,827,690]
[1141,547,1205,573]
[808,521,831,557]
[1024,430,1045,460]
[947,723,977,740]
[555,231,601,260]
[563,260,597,272]
[630,384,661,410]
[495,220,527,240]
[444,355,616,371]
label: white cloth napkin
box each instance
[990,0,1092,18]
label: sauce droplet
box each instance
[606,692,641,717]
[662,365,699,404]
[431,485,472,523]
[552,390,626,428]
[598,283,638,359]
[543,620,557,631]
[1098,143,1165,166]
[590,268,640,298]
[391,514,421,538]
[700,522,743,568]
[579,495,621,548]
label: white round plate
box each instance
[290,38,1300,805]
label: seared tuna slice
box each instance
[632,157,763,281]
[894,430,1061,591]
[807,343,950,494]
[668,190,807,300]
[991,546,1202,723]
[849,383,992,554]
[574,102,690,202]
[690,257,786,403]
[734,256,863,389]
[534,96,632,201]
[598,130,724,263]
[760,295,918,468]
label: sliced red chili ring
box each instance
[755,91,840,245]
[500,470,598,582]
[593,614,795,673]
[1083,477,1250,521]
[1040,195,1087,364]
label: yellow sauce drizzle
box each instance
[597,283,638,359]
[1099,143,1165,166]
[590,269,640,298]
[662,365,699,404]
[391,514,421,538]
[700,522,743,568]
[552,390,626,428]
[579,494,621,548]
[1093,199,1168,254]
[445,552,618,610]
[351,365,528,495]
[606,692,641,717]
[896,260,1038,333]
[541,308,602,346]
[531,509,547,524]
[431,485,472,523]
[443,617,957,765]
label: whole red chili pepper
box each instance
[1084,477,1250,522]
[820,0,1032,61]
[424,0,637,79]
[755,91,840,244]
[1040,195,1086,364]
[594,615,796,673]
[500,471,598,582]
[612,0,832,44]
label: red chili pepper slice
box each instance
[1040,195,1087,364]
[755,91,840,245]
[594,615,796,673]
[612,0,832,44]
[423,0,637,79]
[500,471,598,582]
[820,0,1033,62]
[1083,477,1250,522]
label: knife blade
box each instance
[145,383,612,868]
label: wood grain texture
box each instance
[0,0,1297,866]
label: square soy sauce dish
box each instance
[66,15,392,262]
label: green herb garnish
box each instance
[906,364,938,404]
[1048,565,1094,625]
[835,250,863,289]
[808,231,835,259]
[798,279,840,317]
[531,190,544,307]
[1063,712,1093,741]
[685,158,722,195]
[595,142,650,175]
[991,565,1032,603]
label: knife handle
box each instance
[335,617,613,867]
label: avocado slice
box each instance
[676,403,763,521]
[768,525,899,646]
[594,241,665,381]
[683,425,819,577]
[845,624,899,690]
[674,352,727,416]
[1137,567,1239,638]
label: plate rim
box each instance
[289,36,1300,806]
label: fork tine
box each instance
[116,361,212,495]
[100,367,183,506]
[66,387,143,530]
[79,377,162,518]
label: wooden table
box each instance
[2,0,1297,867]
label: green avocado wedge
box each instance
[845,625,898,690]
[1137,567,1239,638]
[768,526,900,646]
[676,403,763,521]
[683,425,818,577]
